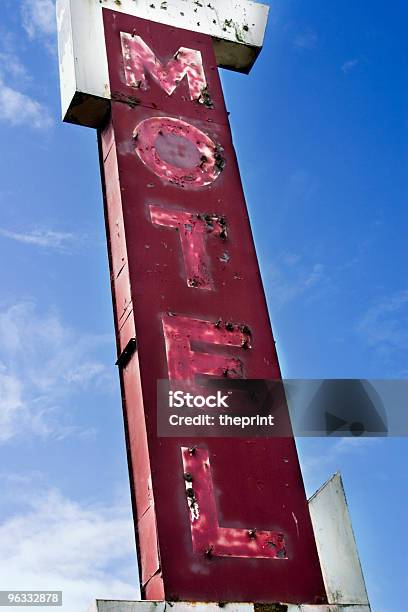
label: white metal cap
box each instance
[57,0,269,127]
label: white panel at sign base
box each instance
[88,601,371,612]
[56,0,269,127]
[308,473,370,607]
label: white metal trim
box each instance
[56,0,269,127]
[309,473,370,607]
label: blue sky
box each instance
[0,1,406,610]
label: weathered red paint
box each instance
[182,447,287,559]
[162,314,248,380]
[121,33,207,102]
[134,116,223,187]
[149,206,227,290]
[100,9,327,604]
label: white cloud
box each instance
[0,366,26,443]
[342,58,360,74]
[328,437,379,456]
[0,52,31,82]
[0,484,139,611]
[0,37,53,129]
[268,254,329,310]
[299,438,381,497]
[0,302,114,444]
[293,29,317,50]
[0,75,53,129]
[21,0,56,40]
[0,228,77,251]
[358,290,408,352]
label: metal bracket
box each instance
[116,337,137,369]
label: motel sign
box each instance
[57,2,369,609]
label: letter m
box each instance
[121,33,207,102]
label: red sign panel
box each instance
[100,9,326,604]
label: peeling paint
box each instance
[111,90,141,107]
[254,605,288,612]
[182,447,288,559]
[134,117,225,187]
[150,206,228,290]
[162,314,250,380]
[121,33,208,102]
[184,477,200,521]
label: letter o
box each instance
[194,395,206,408]
[133,117,225,188]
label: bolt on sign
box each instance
[57,0,327,605]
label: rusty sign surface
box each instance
[97,9,327,604]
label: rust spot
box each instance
[222,361,243,378]
[254,605,288,612]
[183,472,193,482]
[188,445,198,455]
[248,528,257,539]
[241,338,250,350]
[204,545,214,559]
[111,91,140,108]
[225,322,235,331]
[214,144,226,172]
[188,277,202,288]
[198,85,214,108]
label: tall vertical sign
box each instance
[57,1,327,605]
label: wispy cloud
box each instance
[0,228,78,251]
[0,75,53,129]
[358,290,408,353]
[21,0,56,41]
[342,58,360,74]
[299,437,381,497]
[0,302,114,443]
[0,480,138,611]
[0,46,53,129]
[0,52,31,82]
[268,253,330,310]
[293,28,317,50]
[0,366,26,444]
